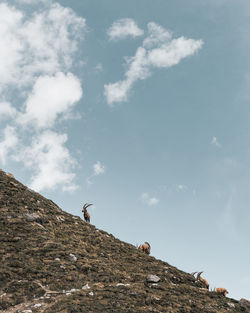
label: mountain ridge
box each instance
[0,169,249,313]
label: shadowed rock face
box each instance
[0,169,248,313]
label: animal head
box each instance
[138,242,151,254]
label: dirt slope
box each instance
[0,169,248,313]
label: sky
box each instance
[0,0,250,300]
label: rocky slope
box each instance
[0,169,249,313]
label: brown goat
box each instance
[82,203,92,223]
[215,287,228,296]
[138,242,151,255]
[197,271,209,289]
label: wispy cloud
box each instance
[93,161,105,176]
[87,161,106,185]
[107,18,144,41]
[141,192,159,206]
[104,22,203,106]
[211,136,222,148]
[94,63,103,72]
[217,187,239,239]
[176,184,188,191]
[0,1,86,192]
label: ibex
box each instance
[82,203,92,223]
[191,271,209,289]
[214,287,228,296]
[197,271,209,289]
[138,242,151,255]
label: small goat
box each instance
[196,271,209,289]
[138,242,151,255]
[215,287,228,296]
[82,203,92,223]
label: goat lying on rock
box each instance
[138,242,151,255]
[82,203,92,223]
[215,287,228,296]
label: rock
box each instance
[82,284,90,290]
[33,304,43,308]
[69,253,77,261]
[240,298,250,307]
[228,303,235,308]
[116,283,130,287]
[89,291,94,296]
[146,275,161,283]
[24,213,43,223]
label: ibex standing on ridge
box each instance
[82,203,92,223]
[196,271,209,289]
[138,242,151,255]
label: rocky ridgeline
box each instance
[0,169,249,313]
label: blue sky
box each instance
[0,0,250,300]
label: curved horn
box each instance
[83,203,93,210]
[191,271,197,277]
[197,271,203,279]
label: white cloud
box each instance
[141,192,159,206]
[143,22,172,49]
[16,131,77,192]
[104,22,203,106]
[94,63,103,72]
[19,72,82,129]
[0,2,86,192]
[211,136,222,148]
[0,2,86,91]
[93,161,105,176]
[0,102,17,119]
[86,161,106,185]
[0,126,18,165]
[0,3,23,91]
[176,184,188,191]
[108,18,144,41]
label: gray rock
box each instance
[82,284,90,290]
[240,298,250,308]
[146,274,160,283]
[24,213,43,223]
[69,253,77,261]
